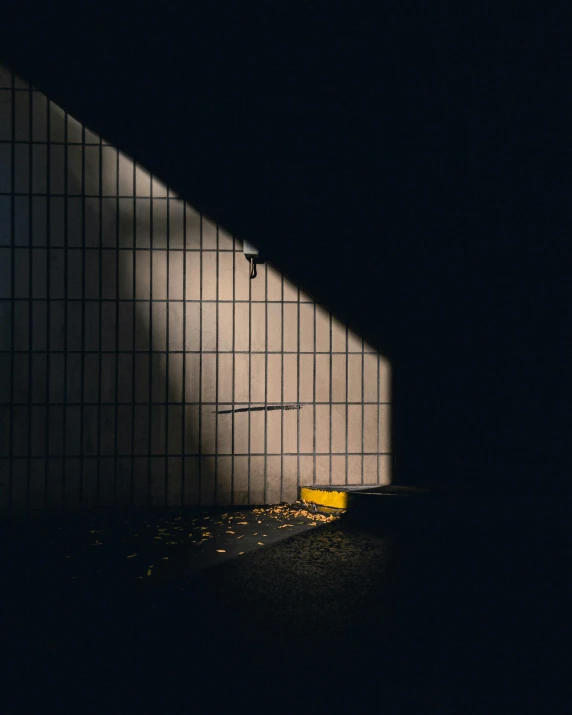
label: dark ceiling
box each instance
[5,1,566,352]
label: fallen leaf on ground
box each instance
[147,569,152,576]
[126,554,137,559]
[162,557,168,560]
[216,550,226,553]
[226,531,235,534]
[237,522,248,525]
[257,542,264,545]
[278,525,293,528]
[238,552,245,555]
[236,535,244,539]
[253,533,258,536]
[257,520,262,524]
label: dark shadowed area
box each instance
[2,508,570,714]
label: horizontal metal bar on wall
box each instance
[1,401,390,406]
[6,453,392,459]
[1,298,337,305]
[0,349,379,356]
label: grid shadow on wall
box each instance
[0,64,391,509]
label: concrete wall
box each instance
[0,64,391,509]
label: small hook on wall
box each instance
[243,241,259,279]
[249,256,257,279]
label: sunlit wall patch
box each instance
[0,61,392,510]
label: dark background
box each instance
[4,0,570,494]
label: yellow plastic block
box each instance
[300,487,348,509]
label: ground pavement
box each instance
[1,502,569,714]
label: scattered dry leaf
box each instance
[216,550,226,553]
[238,552,245,555]
[226,531,235,534]
[126,554,137,559]
[237,522,248,525]
[237,535,244,539]
[257,542,264,545]
[147,569,152,576]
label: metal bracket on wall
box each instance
[243,241,260,279]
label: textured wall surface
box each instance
[0,64,391,509]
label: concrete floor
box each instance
[1,506,569,714]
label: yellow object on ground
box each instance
[300,487,348,510]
